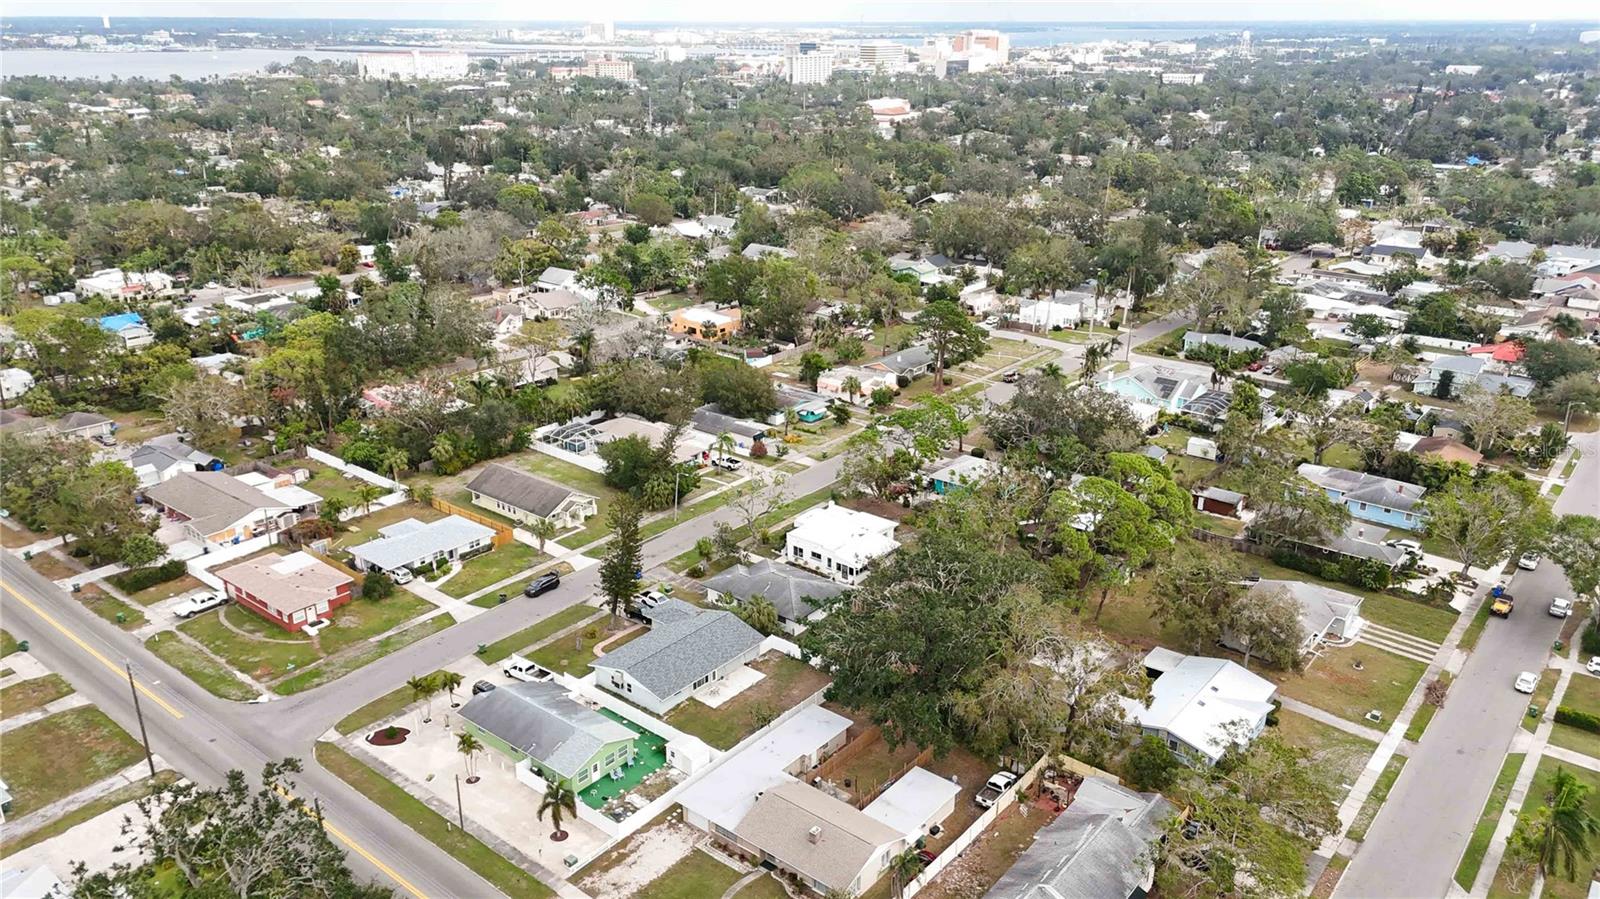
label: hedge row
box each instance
[1268,548,1395,591]
[1555,707,1600,735]
[108,559,187,594]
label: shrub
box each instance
[109,559,187,594]
[970,447,986,458]
[1556,707,1600,734]
[1127,736,1181,791]
[750,440,768,459]
[1581,622,1600,657]
[362,571,395,601]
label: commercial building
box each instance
[786,42,834,85]
[357,51,471,80]
[857,40,908,71]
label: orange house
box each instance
[669,305,742,341]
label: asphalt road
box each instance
[1336,429,1600,898]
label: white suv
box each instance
[1551,597,1574,618]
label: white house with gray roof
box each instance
[460,681,637,794]
[1121,648,1277,765]
[347,515,495,575]
[591,599,763,714]
[1412,354,1535,399]
[702,558,846,635]
[465,463,597,530]
[986,777,1173,899]
[1227,579,1364,658]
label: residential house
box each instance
[817,365,897,405]
[669,305,742,341]
[0,367,35,402]
[348,515,495,575]
[741,243,798,260]
[690,405,769,455]
[669,219,710,240]
[524,288,588,320]
[888,255,950,286]
[1412,355,1535,399]
[1413,436,1484,467]
[534,266,580,292]
[1364,231,1428,266]
[591,599,764,715]
[1100,365,1205,414]
[1192,486,1245,518]
[53,410,114,440]
[703,558,846,635]
[460,681,638,795]
[0,409,48,436]
[924,455,999,494]
[465,463,598,530]
[129,435,223,488]
[862,344,936,381]
[986,777,1173,899]
[97,312,155,350]
[679,705,944,897]
[482,303,523,343]
[1229,579,1364,657]
[144,471,321,546]
[1011,291,1109,330]
[700,214,736,236]
[216,551,355,632]
[74,267,174,299]
[784,502,900,585]
[1297,463,1427,531]
[771,385,830,424]
[1121,647,1278,765]
[1182,331,1266,356]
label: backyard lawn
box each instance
[0,707,145,817]
[440,543,547,599]
[297,461,371,507]
[665,653,832,750]
[1272,644,1426,728]
[635,851,744,899]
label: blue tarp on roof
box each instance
[98,312,146,332]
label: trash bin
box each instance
[498,592,507,605]
[17,639,28,652]
[1529,704,1542,718]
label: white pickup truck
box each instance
[502,654,556,683]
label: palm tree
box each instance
[1040,362,1063,381]
[320,496,347,525]
[456,730,483,783]
[783,407,798,438]
[842,375,863,404]
[888,847,926,899]
[354,483,385,516]
[530,517,559,553]
[408,482,435,506]
[439,671,465,708]
[715,431,735,460]
[1081,338,1118,380]
[736,595,782,636]
[1534,767,1600,880]
[538,782,578,841]
[407,674,439,724]
[379,448,409,486]
[1550,313,1583,340]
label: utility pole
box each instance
[126,662,158,779]
[455,774,466,830]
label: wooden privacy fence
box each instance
[428,496,515,548]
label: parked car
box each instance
[1587,657,1600,676]
[635,589,668,609]
[975,771,1019,809]
[472,680,497,695]
[981,316,1000,328]
[1384,538,1423,557]
[1001,370,1022,383]
[1551,597,1574,618]
[1514,671,1539,694]
[523,572,561,597]
[389,568,414,585]
[170,593,227,619]
[1518,552,1541,571]
[712,456,743,472]
[1246,360,1265,372]
[503,654,555,683]
[93,433,116,447]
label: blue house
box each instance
[924,455,999,495]
[1297,463,1426,531]
[1100,365,1205,414]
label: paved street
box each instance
[1337,430,1600,898]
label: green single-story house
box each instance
[460,681,637,793]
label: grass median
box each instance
[1455,753,1524,891]
[315,742,552,898]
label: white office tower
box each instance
[357,51,472,81]
[858,40,908,71]
[584,21,615,42]
[786,43,833,85]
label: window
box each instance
[1358,502,1368,511]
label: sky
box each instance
[3,0,1599,23]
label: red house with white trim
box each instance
[216,552,355,632]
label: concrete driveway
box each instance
[1337,432,1600,897]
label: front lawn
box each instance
[439,543,546,598]
[530,621,643,676]
[0,674,74,720]
[635,850,744,899]
[179,608,320,682]
[1455,753,1524,891]
[1271,644,1426,728]
[1489,760,1600,898]
[1271,710,1377,801]
[1550,672,1600,758]
[1348,755,1406,843]
[128,573,206,606]
[296,592,434,655]
[1244,558,1457,643]
[0,707,145,817]
[273,615,452,695]
[77,585,145,630]
[480,604,603,664]
[665,653,832,750]
[144,633,259,701]
[513,453,624,548]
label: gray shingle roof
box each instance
[692,405,767,440]
[460,682,635,779]
[466,463,587,518]
[701,559,845,623]
[986,778,1172,899]
[56,410,112,432]
[867,344,935,375]
[1297,464,1426,513]
[144,471,287,535]
[594,600,762,698]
